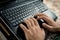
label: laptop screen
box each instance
[18,0,43,2]
[0,0,43,4]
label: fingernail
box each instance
[42,23,46,26]
[19,24,22,26]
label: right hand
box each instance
[35,13,60,32]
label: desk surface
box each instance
[43,0,60,24]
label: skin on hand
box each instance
[36,13,60,32]
[19,17,45,40]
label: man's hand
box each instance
[19,17,45,40]
[36,13,60,32]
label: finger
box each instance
[25,30,33,40]
[24,32,29,40]
[35,13,50,22]
[42,23,53,31]
[41,29,45,36]
[24,20,32,29]
[37,16,47,20]
[37,16,52,24]
[19,24,28,32]
[19,24,32,40]
[28,18,35,26]
[24,30,32,40]
[35,13,48,17]
[31,17,39,26]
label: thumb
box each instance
[42,23,53,30]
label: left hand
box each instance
[19,17,45,40]
[35,13,60,32]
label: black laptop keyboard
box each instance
[0,1,48,33]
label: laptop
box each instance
[0,0,59,40]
